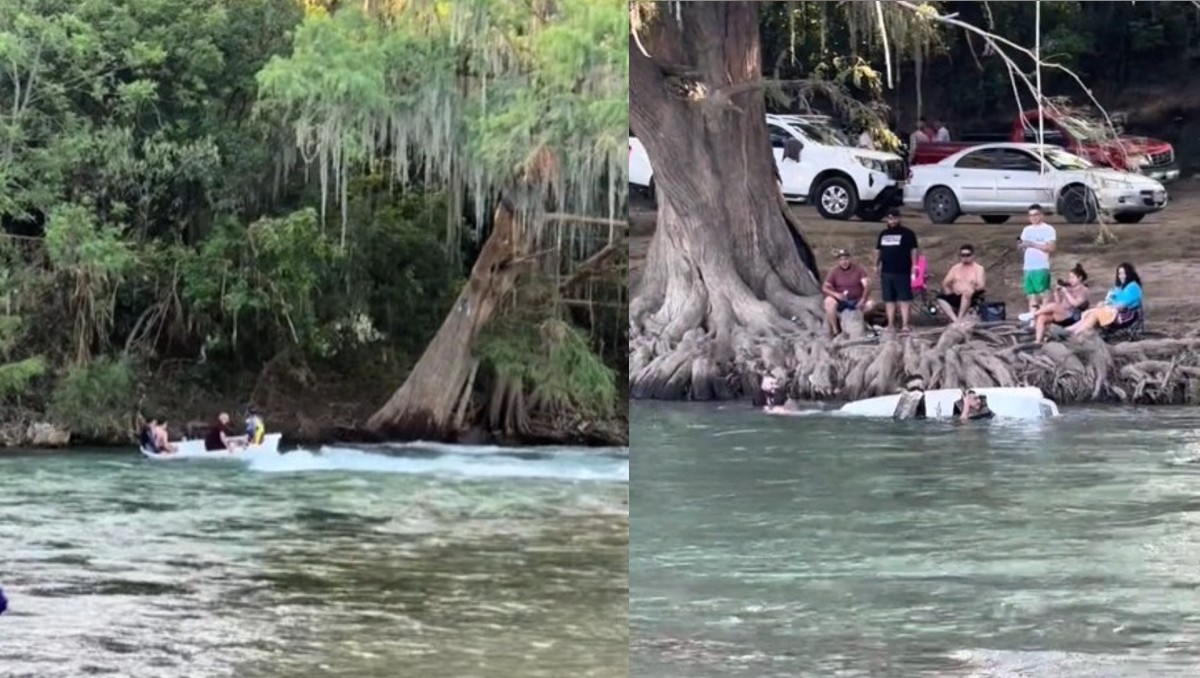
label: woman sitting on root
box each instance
[1034,263,1090,343]
[1069,262,1143,337]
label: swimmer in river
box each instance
[902,375,928,420]
[953,389,994,421]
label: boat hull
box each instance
[838,387,1059,419]
[140,433,283,460]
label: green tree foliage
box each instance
[758,1,1200,127]
[255,0,627,230]
[0,0,624,439]
[257,0,628,429]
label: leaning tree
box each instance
[258,0,626,440]
[631,0,1200,407]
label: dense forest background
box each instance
[760,1,1200,173]
[0,0,626,445]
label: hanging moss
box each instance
[256,0,627,248]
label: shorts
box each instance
[1053,308,1082,327]
[937,290,985,311]
[880,272,913,303]
[835,298,861,312]
[1023,269,1051,296]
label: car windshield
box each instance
[791,119,851,147]
[1040,148,1094,171]
[1052,114,1106,142]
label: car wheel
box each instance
[1058,185,1098,224]
[1113,212,1145,224]
[855,202,890,222]
[981,215,1010,224]
[924,186,960,224]
[814,176,858,221]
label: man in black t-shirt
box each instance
[872,208,921,334]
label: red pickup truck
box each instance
[911,109,1179,182]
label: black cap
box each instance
[887,208,901,218]
[835,248,851,258]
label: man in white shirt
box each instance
[934,119,951,142]
[1018,204,1057,317]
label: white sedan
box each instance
[906,142,1167,224]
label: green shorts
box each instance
[1023,269,1051,296]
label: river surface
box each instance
[0,443,628,677]
[631,402,1200,677]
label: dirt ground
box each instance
[630,179,1200,327]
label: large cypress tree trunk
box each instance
[366,200,522,439]
[629,1,824,400]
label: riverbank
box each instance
[0,360,628,451]
[630,182,1200,406]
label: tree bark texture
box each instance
[630,1,824,401]
[366,200,523,440]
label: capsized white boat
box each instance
[140,433,283,460]
[838,387,1059,420]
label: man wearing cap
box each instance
[872,208,921,334]
[821,248,873,337]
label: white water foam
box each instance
[244,444,628,483]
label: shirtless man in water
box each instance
[936,244,986,324]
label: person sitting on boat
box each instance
[244,407,265,445]
[139,416,158,453]
[1068,262,1143,338]
[1033,263,1090,343]
[204,412,247,452]
[153,418,177,454]
[953,389,994,421]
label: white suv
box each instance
[766,114,905,221]
[627,115,906,221]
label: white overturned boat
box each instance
[140,433,283,460]
[839,387,1059,420]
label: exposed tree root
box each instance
[632,300,1200,406]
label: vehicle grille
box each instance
[884,160,906,181]
[1148,149,1173,167]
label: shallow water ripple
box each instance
[1,444,628,677]
[632,403,1200,677]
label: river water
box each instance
[0,443,628,677]
[631,402,1200,677]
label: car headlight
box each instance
[1129,155,1149,167]
[855,156,885,172]
[1098,177,1131,190]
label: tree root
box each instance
[632,313,1200,406]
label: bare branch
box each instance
[889,0,1124,156]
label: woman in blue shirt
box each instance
[1069,262,1143,336]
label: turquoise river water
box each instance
[1,442,628,677]
[631,402,1200,677]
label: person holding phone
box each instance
[1018,204,1057,319]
